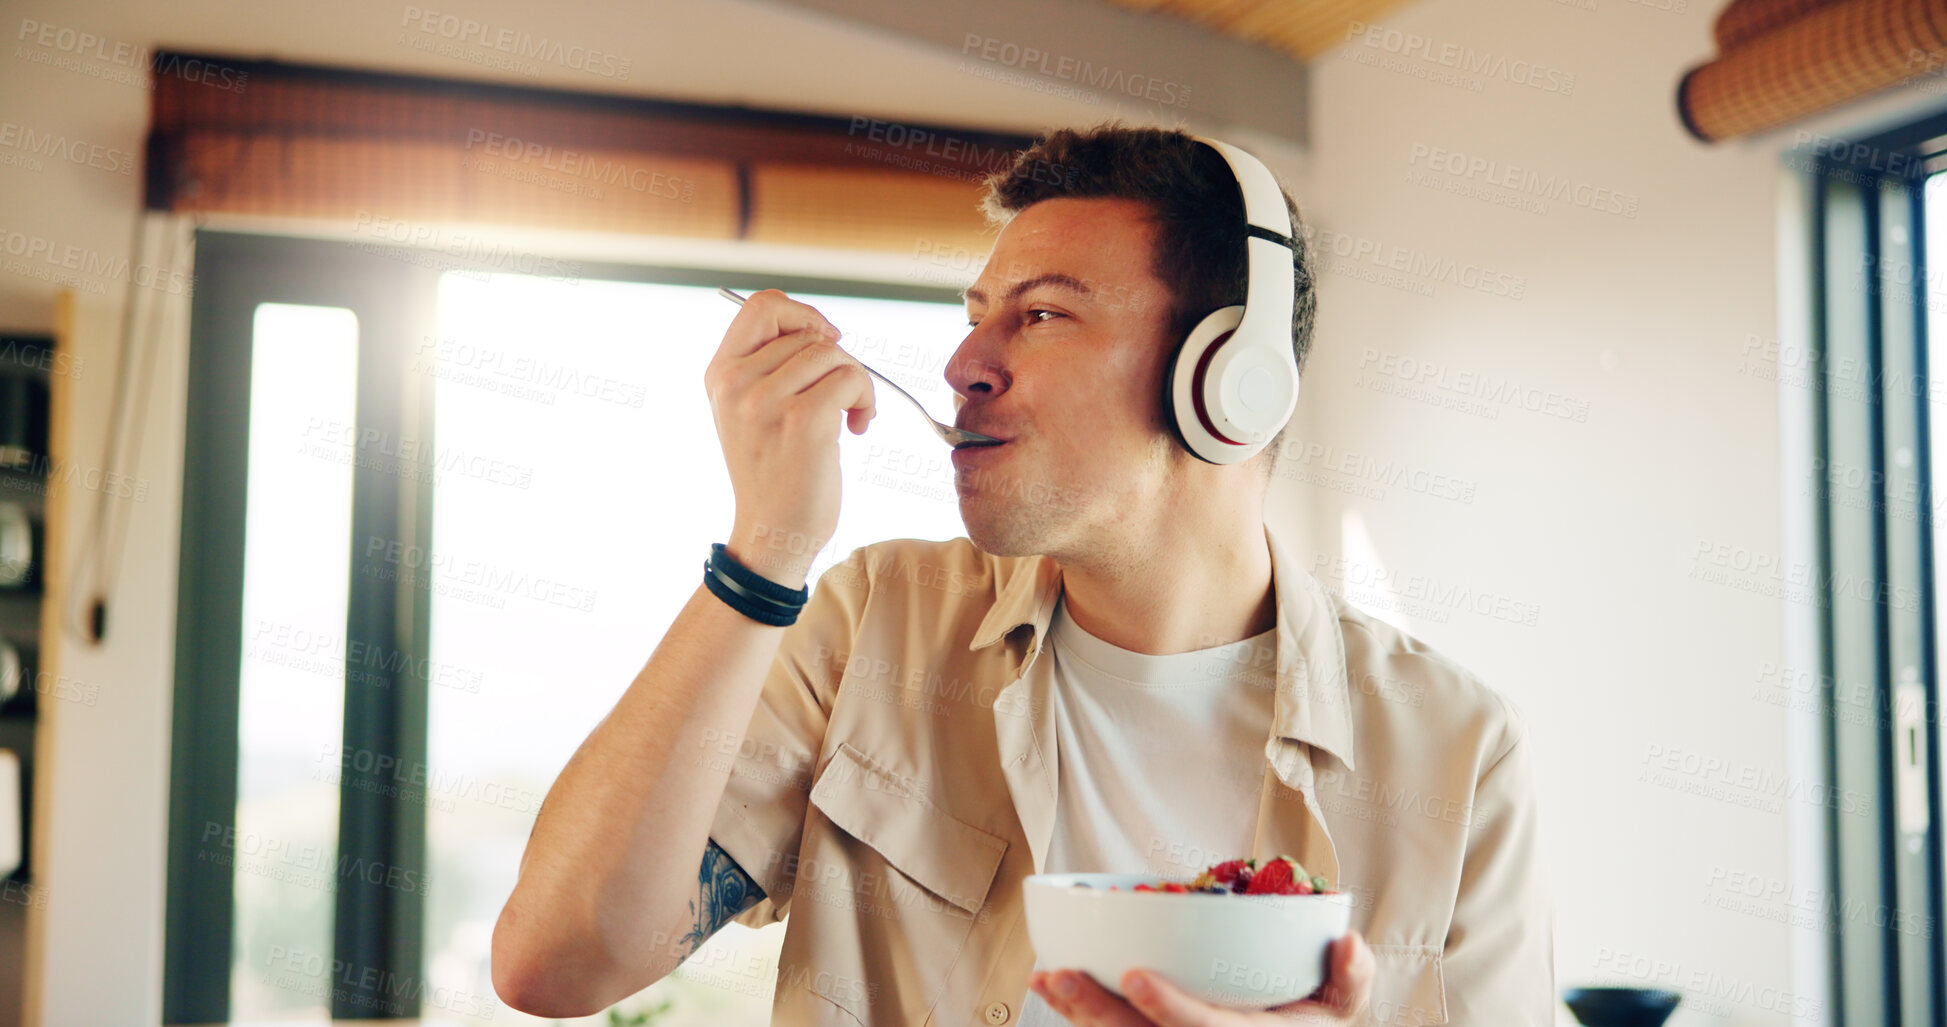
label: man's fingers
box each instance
[1032,944,1374,1027]
[1275,931,1375,1018]
[721,288,840,360]
[1120,969,1226,1027]
[739,325,842,383]
[1320,931,1376,1015]
[1035,969,1156,1027]
[794,359,876,431]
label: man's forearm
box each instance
[491,574,801,1013]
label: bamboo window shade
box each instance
[145,52,1035,254]
[1677,0,1947,142]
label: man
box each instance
[491,123,1555,1026]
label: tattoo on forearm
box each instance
[678,838,765,961]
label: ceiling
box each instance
[1097,0,1423,60]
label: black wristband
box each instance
[704,543,810,627]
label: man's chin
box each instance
[956,497,1037,558]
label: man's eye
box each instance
[966,311,1059,328]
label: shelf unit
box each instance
[11,291,71,1027]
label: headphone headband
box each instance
[1195,137,1295,243]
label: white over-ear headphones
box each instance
[1164,136,1301,465]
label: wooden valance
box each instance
[1678,0,1947,142]
[145,52,1036,254]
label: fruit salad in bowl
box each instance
[1114,856,1338,896]
[1023,856,1354,1008]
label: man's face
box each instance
[946,196,1182,558]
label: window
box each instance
[168,232,968,1023]
[1791,108,1947,1025]
[232,304,359,1020]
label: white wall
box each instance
[1296,1,1947,1024]
[5,0,1941,1023]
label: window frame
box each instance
[1794,104,1947,1027]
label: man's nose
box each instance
[946,346,1007,402]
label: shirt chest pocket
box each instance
[795,741,1010,1023]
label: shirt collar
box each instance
[967,524,1356,772]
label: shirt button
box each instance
[985,1000,1011,1023]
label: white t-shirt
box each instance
[1016,593,1278,1026]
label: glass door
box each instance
[168,232,440,1023]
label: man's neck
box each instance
[1052,521,1276,656]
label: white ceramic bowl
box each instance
[1023,872,1354,1008]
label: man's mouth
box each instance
[952,438,1009,459]
[952,426,1010,450]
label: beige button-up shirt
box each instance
[707,526,1554,1025]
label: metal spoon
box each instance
[717,287,1003,448]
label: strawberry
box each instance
[1243,856,1308,895]
[1161,881,1189,893]
[1210,859,1253,886]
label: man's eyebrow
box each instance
[962,273,1094,307]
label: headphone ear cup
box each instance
[1169,306,1245,464]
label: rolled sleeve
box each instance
[706,545,873,929]
[1440,712,1556,1024]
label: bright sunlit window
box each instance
[232,303,360,1021]
[420,273,970,1024]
